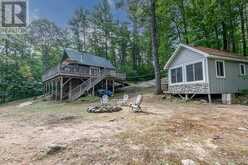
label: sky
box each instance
[29,0,129,28]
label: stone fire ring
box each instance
[87,105,122,113]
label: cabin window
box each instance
[186,62,203,82]
[171,67,183,84]
[216,60,225,78]
[240,64,246,76]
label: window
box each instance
[240,64,246,76]
[186,62,203,82]
[171,67,183,84]
[216,61,225,78]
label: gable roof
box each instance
[63,48,115,69]
[191,46,248,60]
[164,44,248,69]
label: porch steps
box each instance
[70,75,105,101]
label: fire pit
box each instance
[87,105,122,113]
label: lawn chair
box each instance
[100,95,109,105]
[130,95,143,112]
[118,94,129,106]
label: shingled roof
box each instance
[63,48,115,69]
[191,46,248,60]
[164,44,248,69]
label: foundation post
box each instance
[208,94,212,104]
[112,80,115,96]
[60,77,63,101]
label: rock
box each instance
[213,135,224,140]
[45,144,66,155]
[200,99,208,104]
[181,159,195,165]
[238,127,248,131]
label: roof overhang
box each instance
[207,55,248,63]
[164,44,248,70]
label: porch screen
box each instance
[171,67,183,84]
[186,62,203,82]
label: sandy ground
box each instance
[0,90,248,165]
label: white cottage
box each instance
[164,44,248,103]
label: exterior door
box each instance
[90,67,100,76]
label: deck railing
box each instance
[42,64,126,82]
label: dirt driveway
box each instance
[0,93,248,165]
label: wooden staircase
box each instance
[69,74,105,101]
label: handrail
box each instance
[42,64,126,82]
[70,74,105,101]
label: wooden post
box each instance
[208,94,212,104]
[112,80,115,96]
[185,94,189,101]
[46,82,48,95]
[105,79,108,91]
[50,81,52,95]
[47,82,50,95]
[60,77,63,101]
[44,82,47,96]
[69,80,72,100]
[51,80,54,98]
[55,80,58,101]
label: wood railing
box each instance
[42,64,126,82]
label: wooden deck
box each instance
[42,64,126,82]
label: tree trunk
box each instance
[179,0,189,44]
[150,0,162,95]
[42,46,49,72]
[240,1,247,56]
[222,22,228,51]
[214,24,220,49]
[132,22,138,71]
[228,0,236,52]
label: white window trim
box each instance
[215,60,226,79]
[169,65,184,85]
[185,60,205,84]
[169,59,206,86]
[240,64,246,76]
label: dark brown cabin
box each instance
[42,48,126,101]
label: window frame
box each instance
[169,59,206,86]
[185,61,204,83]
[240,64,246,76]
[169,65,183,85]
[215,60,226,79]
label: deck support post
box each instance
[51,80,54,98]
[208,94,212,104]
[48,82,50,95]
[112,80,115,96]
[92,86,95,96]
[185,94,189,101]
[55,79,58,101]
[46,82,48,95]
[105,79,108,91]
[44,83,45,96]
[50,81,52,95]
[69,80,72,100]
[60,77,63,102]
